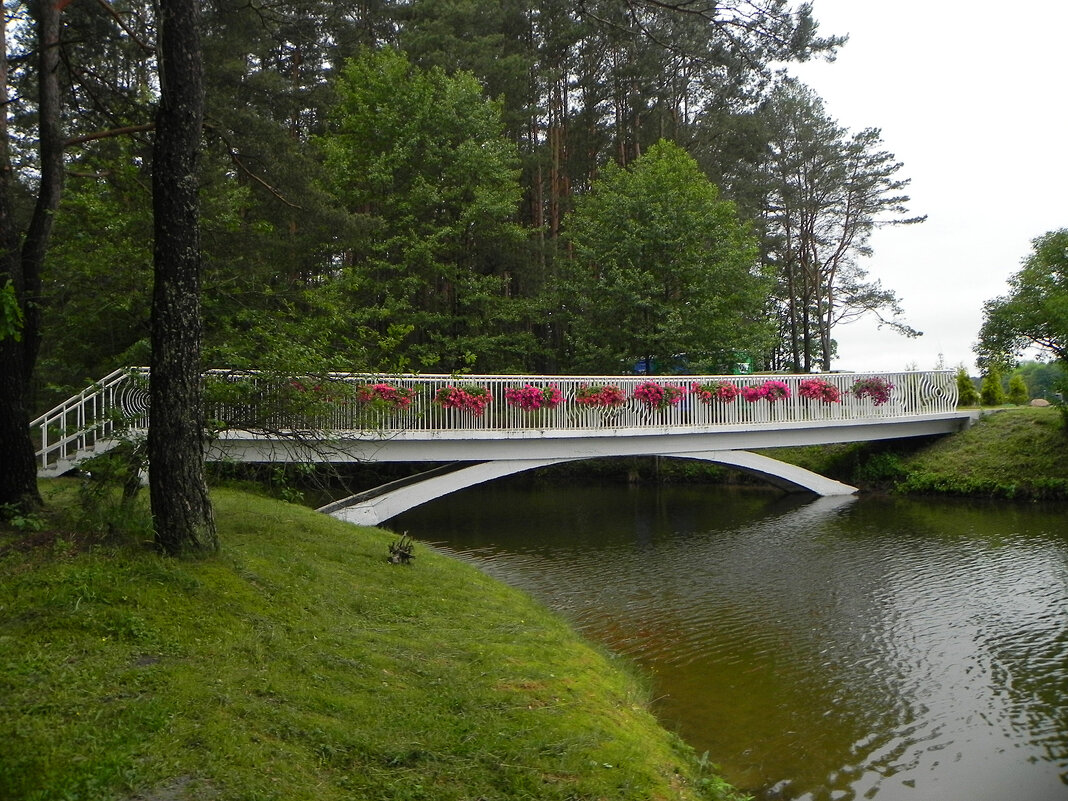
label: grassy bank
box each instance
[0,483,740,801]
[761,406,1068,499]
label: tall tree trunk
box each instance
[149,0,217,555]
[0,1,66,512]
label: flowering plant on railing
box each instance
[355,382,418,410]
[798,377,841,404]
[574,383,627,408]
[633,381,687,410]
[851,376,894,406]
[742,380,791,403]
[690,381,739,404]
[434,384,493,416]
[741,384,766,402]
[504,383,564,411]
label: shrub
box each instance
[1007,373,1029,405]
[979,365,1006,406]
[955,366,980,406]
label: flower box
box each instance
[574,383,627,408]
[851,376,894,406]
[798,378,841,404]
[633,381,687,410]
[690,381,740,404]
[434,384,493,416]
[504,383,564,411]
[355,382,418,411]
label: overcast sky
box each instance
[783,0,1068,374]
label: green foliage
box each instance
[0,280,23,342]
[853,451,909,485]
[37,158,153,402]
[317,46,527,372]
[980,364,1006,406]
[563,140,772,373]
[1007,372,1030,405]
[1015,360,1067,401]
[0,485,741,801]
[73,440,154,541]
[978,228,1068,366]
[0,502,45,531]
[956,365,980,406]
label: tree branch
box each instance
[63,122,154,148]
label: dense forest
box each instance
[3,0,927,410]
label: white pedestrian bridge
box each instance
[32,368,976,525]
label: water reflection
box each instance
[393,485,1068,801]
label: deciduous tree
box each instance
[319,47,527,372]
[563,139,771,373]
[978,229,1068,367]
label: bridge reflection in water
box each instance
[32,369,975,524]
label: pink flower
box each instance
[356,382,417,410]
[505,383,564,411]
[575,384,627,408]
[434,384,493,416]
[634,381,686,410]
[798,378,841,404]
[742,384,767,402]
[690,381,739,404]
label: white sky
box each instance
[784,0,1068,374]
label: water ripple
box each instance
[404,487,1068,800]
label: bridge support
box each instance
[318,451,856,526]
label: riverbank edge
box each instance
[759,405,1068,500]
[0,482,744,801]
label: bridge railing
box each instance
[32,368,958,472]
[203,369,958,435]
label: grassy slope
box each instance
[761,406,1068,499]
[0,485,740,801]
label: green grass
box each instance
[0,482,741,801]
[894,406,1068,498]
[760,406,1068,500]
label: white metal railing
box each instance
[30,367,151,473]
[32,368,959,472]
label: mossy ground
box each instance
[0,483,741,801]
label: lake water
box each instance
[391,483,1068,801]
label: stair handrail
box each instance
[30,367,150,473]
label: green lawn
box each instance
[1,483,741,801]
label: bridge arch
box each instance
[317,451,856,527]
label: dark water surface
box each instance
[391,484,1068,801]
